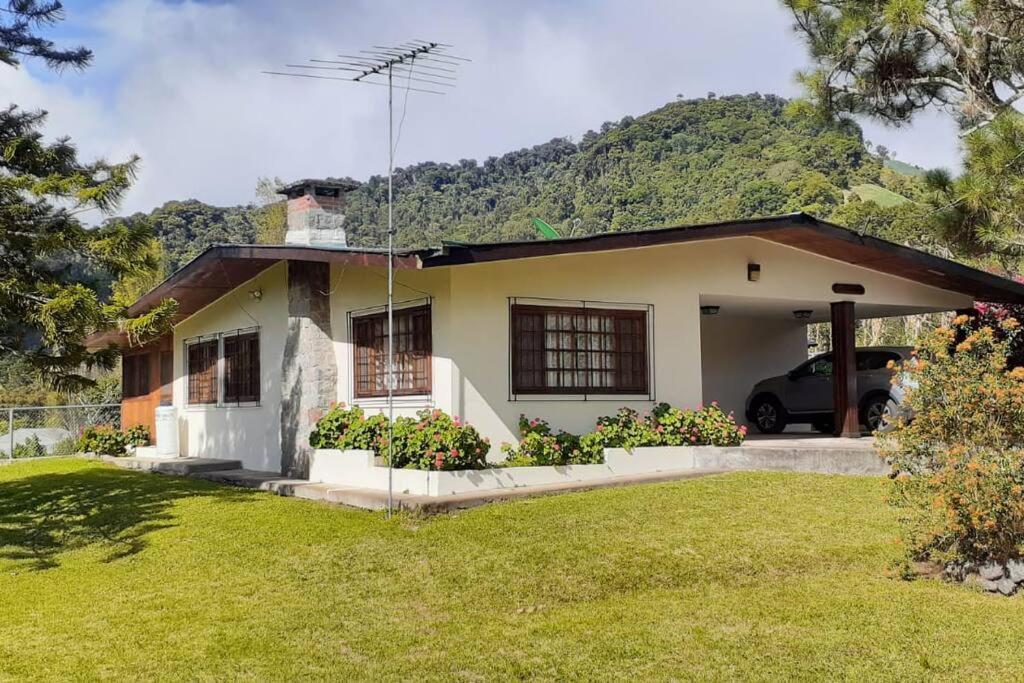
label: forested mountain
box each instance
[343,93,918,248]
[109,200,259,273]
[123,93,933,271]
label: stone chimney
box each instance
[277,178,360,248]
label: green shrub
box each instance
[12,435,45,459]
[501,402,747,466]
[78,426,130,457]
[499,415,596,466]
[310,404,384,450]
[878,316,1024,567]
[392,409,490,471]
[650,402,747,447]
[309,404,490,471]
[124,425,150,447]
[49,437,79,457]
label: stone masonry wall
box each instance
[280,261,337,477]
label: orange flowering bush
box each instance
[878,316,1024,566]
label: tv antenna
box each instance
[265,40,468,518]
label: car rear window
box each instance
[856,351,901,371]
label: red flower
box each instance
[434,452,444,469]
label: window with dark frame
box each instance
[122,353,150,398]
[352,305,431,398]
[511,304,649,395]
[186,339,219,405]
[223,331,260,404]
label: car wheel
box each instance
[751,396,786,434]
[862,395,897,433]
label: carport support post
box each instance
[830,301,859,438]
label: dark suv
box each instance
[744,346,913,434]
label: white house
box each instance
[94,178,1024,476]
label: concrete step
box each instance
[191,468,309,493]
[106,456,243,475]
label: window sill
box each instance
[184,402,262,411]
[510,394,654,402]
[354,395,434,410]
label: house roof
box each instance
[421,213,1024,304]
[88,212,1024,349]
[86,244,422,348]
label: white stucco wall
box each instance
[170,234,974,469]
[699,316,809,425]
[172,262,288,471]
[439,236,972,454]
[329,265,456,418]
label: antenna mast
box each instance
[266,41,468,518]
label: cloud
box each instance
[0,0,965,217]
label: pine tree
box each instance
[784,0,1024,263]
[0,1,175,392]
[783,0,1024,132]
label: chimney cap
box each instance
[277,177,361,199]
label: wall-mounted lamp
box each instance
[793,309,813,320]
[747,263,761,282]
[249,288,263,302]
[700,305,721,316]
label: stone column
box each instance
[280,261,337,477]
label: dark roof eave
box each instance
[126,243,424,318]
[420,213,1024,305]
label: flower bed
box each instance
[309,405,490,471]
[499,402,746,466]
[308,402,747,473]
[309,446,707,496]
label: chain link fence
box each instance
[0,404,120,460]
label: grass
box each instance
[884,158,927,177]
[850,183,911,208]
[1,460,1023,680]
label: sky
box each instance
[2,0,964,217]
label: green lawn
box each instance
[1,459,1023,680]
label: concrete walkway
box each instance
[106,455,728,513]
[105,435,884,514]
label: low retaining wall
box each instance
[309,442,887,497]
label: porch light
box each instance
[700,305,720,316]
[747,263,761,282]
[793,309,813,320]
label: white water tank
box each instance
[155,406,179,457]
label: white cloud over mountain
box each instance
[0,0,963,217]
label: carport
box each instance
[691,221,1024,437]
[698,295,966,436]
